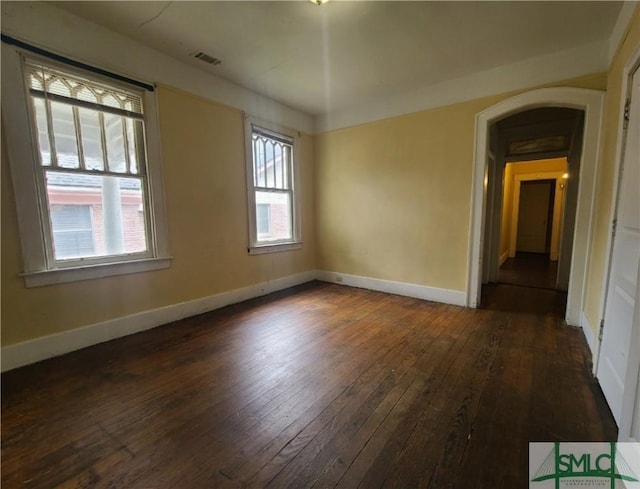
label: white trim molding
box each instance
[581,312,597,359]
[316,270,466,307]
[1,270,317,372]
[1,269,470,371]
[467,87,605,327]
[22,257,173,288]
[248,243,303,255]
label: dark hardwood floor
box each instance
[1,281,616,489]
[498,252,559,290]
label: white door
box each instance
[597,65,640,430]
[620,261,640,441]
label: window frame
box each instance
[244,114,302,254]
[2,47,171,287]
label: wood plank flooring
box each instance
[1,281,617,489]
[498,252,559,290]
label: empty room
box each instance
[2,2,639,488]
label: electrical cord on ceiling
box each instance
[138,1,173,28]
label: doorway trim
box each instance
[466,87,605,326]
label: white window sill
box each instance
[21,256,172,288]
[248,242,302,255]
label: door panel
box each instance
[598,66,640,428]
[516,181,552,253]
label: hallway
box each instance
[498,252,558,290]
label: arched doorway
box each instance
[466,88,605,326]
[487,107,583,292]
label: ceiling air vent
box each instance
[192,52,222,66]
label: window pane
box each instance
[265,139,275,187]
[282,145,290,189]
[50,78,72,98]
[76,86,98,104]
[102,93,122,111]
[257,204,270,236]
[50,205,95,259]
[252,131,292,191]
[274,143,283,189]
[104,113,127,173]
[125,118,139,174]
[50,101,79,169]
[253,136,266,187]
[29,71,44,91]
[46,171,148,260]
[78,108,104,171]
[255,191,292,242]
[31,98,51,166]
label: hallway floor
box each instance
[498,252,558,289]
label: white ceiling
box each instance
[53,1,623,117]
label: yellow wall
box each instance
[500,158,568,261]
[315,74,606,292]
[0,28,623,349]
[0,85,316,346]
[500,163,514,261]
[584,6,640,333]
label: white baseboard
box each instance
[499,250,509,267]
[1,269,467,372]
[581,311,597,356]
[1,270,317,372]
[316,270,466,307]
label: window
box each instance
[244,116,301,253]
[2,48,171,286]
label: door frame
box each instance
[509,172,565,260]
[597,45,640,441]
[466,87,605,326]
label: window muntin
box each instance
[25,58,152,265]
[249,126,298,247]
